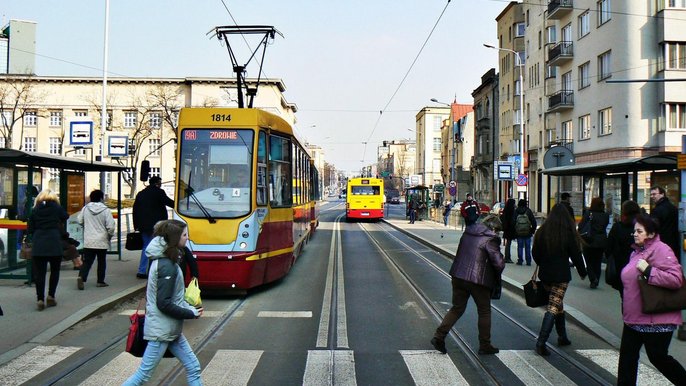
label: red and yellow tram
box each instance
[174,108,320,291]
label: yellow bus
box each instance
[346,177,384,221]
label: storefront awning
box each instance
[542,154,676,176]
[0,149,128,172]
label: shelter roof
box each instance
[0,149,128,172]
[542,154,676,176]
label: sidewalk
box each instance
[0,247,146,366]
[382,214,686,361]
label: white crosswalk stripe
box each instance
[118,310,226,318]
[496,350,576,385]
[576,349,672,386]
[0,345,80,386]
[202,349,263,386]
[303,350,356,386]
[400,350,468,386]
[79,352,141,385]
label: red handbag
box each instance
[125,301,174,357]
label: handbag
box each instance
[523,266,549,307]
[19,238,32,260]
[125,231,143,251]
[184,278,202,307]
[491,279,502,300]
[605,254,618,287]
[126,301,174,358]
[637,274,686,314]
[578,212,593,241]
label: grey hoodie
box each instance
[143,236,199,342]
[77,202,115,249]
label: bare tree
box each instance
[0,75,47,149]
[147,84,183,141]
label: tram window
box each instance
[269,135,292,207]
[257,131,268,206]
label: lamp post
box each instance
[484,43,525,198]
[100,0,110,193]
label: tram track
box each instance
[359,220,613,386]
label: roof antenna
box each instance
[208,25,283,109]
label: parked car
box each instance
[490,202,505,216]
[389,196,400,204]
[452,201,491,214]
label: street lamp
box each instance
[430,98,451,107]
[484,43,525,198]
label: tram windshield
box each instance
[177,128,254,219]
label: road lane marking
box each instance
[0,345,80,386]
[79,352,140,385]
[496,350,575,385]
[336,218,349,348]
[119,310,225,318]
[202,350,262,386]
[576,349,671,386]
[303,350,356,386]
[399,301,427,319]
[399,350,468,385]
[316,215,341,347]
[257,311,312,318]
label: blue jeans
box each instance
[517,236,532,264]
[123,334,202,386]
[137,232,153,275]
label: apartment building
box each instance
[472,68,500,205]
[534,0,682,213]
[415,107,450,187]
[440,104,474,202]
[0,75,296,199]
[378,139,416,191]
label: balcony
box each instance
[548,41,573,66]
[547,90,574,112]
[547,0,573,20]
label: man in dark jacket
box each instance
[650,186,680,261]
[514,199,537,265]
[133,177,174,278]
[460,193,481,227]
[560,192,575,221]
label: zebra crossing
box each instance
[0,344,674,385]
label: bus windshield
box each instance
[351,186,380,195]
[177,128,254,219]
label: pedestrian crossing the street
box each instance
[0,345,674,385]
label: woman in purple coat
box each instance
[616,214,686,385]
[431,213,505,355]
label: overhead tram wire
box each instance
[361,0,452,163]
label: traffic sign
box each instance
[515,174,528,186]
[449,180,456,188]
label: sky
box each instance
[3,0,509,173]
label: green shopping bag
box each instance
[184,278,202,307]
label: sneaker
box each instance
[136,273,148,279]
[431,337,447,354]
[515,261,523,266]
[505,259,514,264]
[77,277,84,290]
[478,344,500,355]
[37,300,45,311]
[46,296,57,307]
[96,282,109,287]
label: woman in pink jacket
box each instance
[617,214,686,385]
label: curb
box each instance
[381,218,622,350]
[0,283,146,366]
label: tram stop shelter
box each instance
[542,154,678,218]
[405,185,431,221]
[0,149,128,280]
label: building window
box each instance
[578,11,590,38]
[579,115,591,139]
[433,137,441,152]
[663,103,686,130]
[578,62,591,89]
[24,137,36,152]
[0,137,5,148]
[562,71,573,91]
[124,111,137,128]
[24,111,37,127]
[149,138,161,156]
[562,120,573,141]
[49,111,62,127]
[150,167,160,179]
[1,111,10,127]
[515,22,525,37]
[598,51,612,80]
[433,116,442,132]
[49,137,61,155]
[664,42,686,70]
[598,0,611,26]
[515,79,521,96]
[149,112,162,129]
[516,51,525,66]
[599,107,612,135]
[49,168,59,181]
[73,110,88,117]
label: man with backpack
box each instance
[514,199,537,265]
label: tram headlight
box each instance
[239,242,248,249]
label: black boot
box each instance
[535,312,556,356]
[555,312,571,346]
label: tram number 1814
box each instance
[210,113,232,122]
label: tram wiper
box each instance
[185,172,216,223]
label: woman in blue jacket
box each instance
[123,220,204,386]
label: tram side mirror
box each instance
[140,160,150,182]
